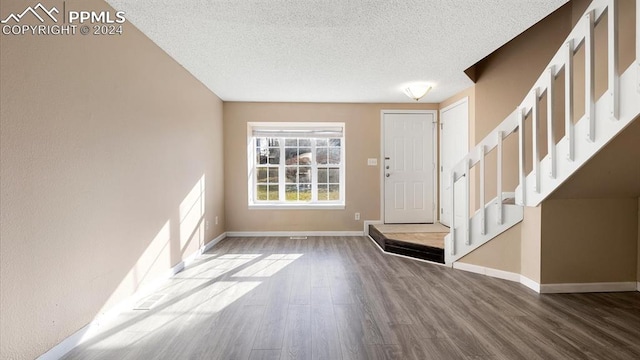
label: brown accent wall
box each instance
[0,1,225,358]
[540,199,638,284]
[223,102,437,232]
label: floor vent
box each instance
[133,294,166,310]
[290,236,308,240]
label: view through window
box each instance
[249,123,345,208]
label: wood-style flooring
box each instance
[63,236,640,360]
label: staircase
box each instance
[445,0,640,265]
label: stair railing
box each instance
[448,0,635,257]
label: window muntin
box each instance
[249,123,345,208]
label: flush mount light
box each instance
[403,83,433,101]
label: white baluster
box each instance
[450,169,455,256]
[565,39,575,161]
[532,88,540,193]
[585,10,595,142]
[496,131,503,225]
[479,145,486,235]
[547,67,557,179]
[637,0,640,93]
[608,0,619,120]
[518,107,526,205]
[464,159,470,246]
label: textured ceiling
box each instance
[106,0,568,103]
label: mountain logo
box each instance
[1,3,59,24]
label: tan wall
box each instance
[458,223,521,273]
[458,0,637,276]
[571,0,636,132]
[451,5,572,272]
[540,199,638,284]
[550,116,640,199]
[223,102,437,232]
[521,206,543,283]
[473,3,572,204]
[0,1,225,358]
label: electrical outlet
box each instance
[215,216,219,225]
[355,212,360,220]
[206,221,210,230]
[367,158,378,166]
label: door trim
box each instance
[380,110,438,224]
[439,97,469,225]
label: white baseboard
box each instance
[226,231,363,237]
[519,275,541,293]
[539,282,638,294]
[363,220,382,237]
[453,262,541,292]
[201,232,227,254]
[37,232,227,360]
[452,262,520,282]
[451,262,638,294]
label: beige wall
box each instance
[457,0,638,277]
[540,199,638,284]
[451,4,572,272]
[458,224,521,273]
[473,3,572,204]
[521,206,543,283]
[223,102,438,232]
[551,116,640,199]
[0,1,225,358]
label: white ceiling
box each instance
[106,0,568,103]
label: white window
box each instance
[248,122,345,209]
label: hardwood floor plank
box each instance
[61,236,640,360]
[365,344,404,360]
[252,267,293,350]
[280,304,312,360]
[249,349,282,360]
[334,304,370,360]
[310,288,342,360]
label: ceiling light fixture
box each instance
[403,83,433,101]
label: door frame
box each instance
[438,97,469,225]
[380,110,438,224]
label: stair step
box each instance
[368,225,445,264]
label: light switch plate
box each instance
[367,158,378,166]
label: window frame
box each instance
[247,122,346,210]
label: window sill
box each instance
[248,203,345,210]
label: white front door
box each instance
[439,98,469,227]
[383,112,435,224]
